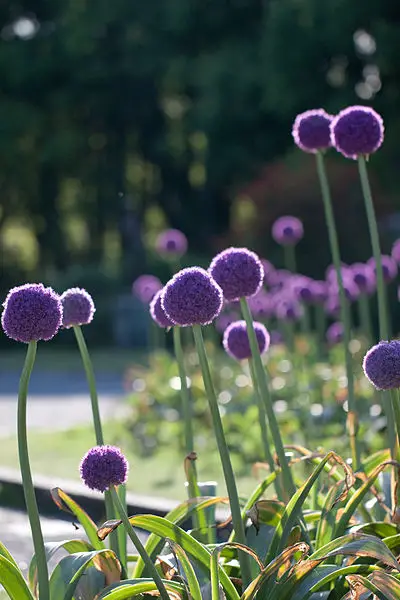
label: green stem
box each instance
[18,341,49,600]
[284,244,297,273]
[357,156,388,339]
[73,326,120,563]
[240,299,295,498]
[358,294,373,343]
[192,325,252,589]
[315,304,327,358]
[173,327,194,455]
[390,389,400,509]
[248,359,283,500]
[315,152,360,470]
[110,486,170,600]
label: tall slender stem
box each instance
[192,325,252,588]
[248,359,283,500]
[358,294,373,343]
[357,156,388,339]
[110,486,170,600]
[315,152,360,469]
[18,341,49,600]
[73,326,120,562]
[173,326,194,455]
[284,245,297,273]
[357,156,396,467]
[240,299,295,498]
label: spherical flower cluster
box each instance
[326,322,344,345]
[80,445,129,492]
[272,216,304,246]
[367,255,398,284]
[324,296,341,318]
[247,290,273,319]
[331,106,384,160]
[309,280,328,304]
[2,283,62,343]
[350,263,375,294]
[132,275,163,304]
[275,297,303,321]
[392,239,400,264]
[292,109,333,153]
[161,267,223,326]
[209,247,263,302]
[156,228,188,259]
[363,341,400,390]
[291,276,314,304]
[61,288,95,328]
[223,320,270,361]
[149,289,174,328]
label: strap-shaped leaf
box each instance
[0,554,34,600]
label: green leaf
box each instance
[315,481,345,549]
[49,549,121,600]
[0,554,34,600]
[131,496,228,578]
[265,452,352,564]
[94,578,185,599]
[167,539,202,600]
[114,514,240,600]
[351,521,397,539]
[246,500,285,533]
[28,538,93,596]
[51,488,105,550]
[347,572,400,600]
[334,460,395,538]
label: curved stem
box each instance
[18,341,49,600]
[192,324,252,589]
[110,486,170,600]
[284,245,297,273]
[73,326,120,564]
[315,152,360,469]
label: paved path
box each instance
[0,370,127,437]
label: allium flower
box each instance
[324,296,341,318]
[61,288,95,328]
[272,216,304,246]
[331,106,384,159]
[392,239,400,264]
[292,109,333,153]
[329,279,360,302]
[209,247,263,302]
[367,255,398,284]
[325,263,350,284]
[132,275,163,304]
[290,276,314,304]
[350,263,376,294]
[309,280,328,304]
[149,289,174,328]
[223,320,270,361]
[265,269,292,290]
[156,228,188,259]
[270,330,284,345]
[2,283,62,343]
[326,322,344,345]
[363,341,400,390]
[80,445,129,492]
[161,267,223,326]
[260,259,274,284]
[215,312,239,334]
[275,297,303,321]
[247,290,273,320]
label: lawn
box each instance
[0,420,261,502]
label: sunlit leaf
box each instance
[93,578,185,599]
[167,538,202,600]
[51,488,105,550]
[0,554,34,600]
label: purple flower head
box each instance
[350,263,376,295]
[260,259,274,283]
[309,280,328,304]
[290,276,314,304]
[324,295,341,318]
[223,320,270,361]
[149,289,174,328]
[247,290,274,320]
[161,267,223,326]
[363,340,400,390]
[215,312,239,333]
[270,330,284,345]
[272,216,304,247]
[331,106,384,160]
[292,109,333,153]
[265,269,292,290]
[156,228,188,259]
[209,247,263,302]
[132,275,163,304]
[61,288,95,328]
[367,255,398,284]
[329,278,360,302]
[325,263,350,284]
[326,321,344,345]
[392,239,400,264]
[80,445,129,492]
[2,283,62,343]
[275,296,303,321]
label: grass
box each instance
[0,421,260,502]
